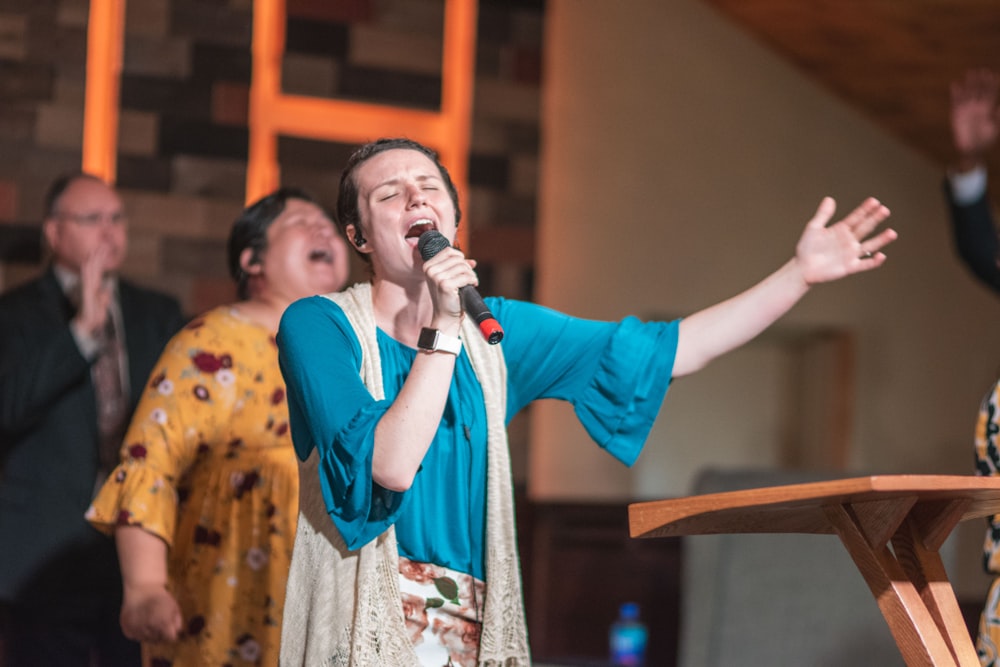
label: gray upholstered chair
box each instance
[677,467,951,667]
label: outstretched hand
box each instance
[950,68,1000,169]
[672,196,895,378]
[795,196,896,286]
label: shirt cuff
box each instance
[948,165,988,205]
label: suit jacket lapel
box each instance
[38,267,76,323]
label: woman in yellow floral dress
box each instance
[86,188,349,666]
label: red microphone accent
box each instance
[477,318,504,345]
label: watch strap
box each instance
[417,327,462,355]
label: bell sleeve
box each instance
[277,296,406,551]
[87,319,228,546]
[497,298,679,466]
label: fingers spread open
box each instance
[843,198,891,241]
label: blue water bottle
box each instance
[609,601,648,666]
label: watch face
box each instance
[417,328,438,350]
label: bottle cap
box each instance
[620,602,640,620]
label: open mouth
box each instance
[308,248,333,263]
[405,220,435,239]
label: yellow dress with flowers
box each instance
[87,306,298,666]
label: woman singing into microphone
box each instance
[275,137,897,666]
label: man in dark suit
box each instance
[0,173,185,666]
[945,68,1000,293]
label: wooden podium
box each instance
[628,475,1000,667]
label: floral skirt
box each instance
[398,557,485,667]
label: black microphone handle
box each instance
[460,285,493,326]
[459,285,503,344]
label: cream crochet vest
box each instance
[280,283,531,666]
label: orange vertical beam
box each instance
[247,0,284,201]
[82,0,126,183]
[437,0,477,247]
[443,0,478,250]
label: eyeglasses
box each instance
[54,211,127,226]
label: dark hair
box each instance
[336,138,462,264]
[227,187,319,299]
[44,172,106,218]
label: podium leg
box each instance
[891,514,980,665]
[825,502,978,667]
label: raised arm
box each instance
[0,251,111,437]
[946,69,1000,293]
[673,197,894,377]
[371,246,471,492]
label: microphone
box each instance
[417,230,504,344]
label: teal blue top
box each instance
[277,295,679,580]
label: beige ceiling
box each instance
[704,0,1000,174]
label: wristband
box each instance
[417,327,462,355]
